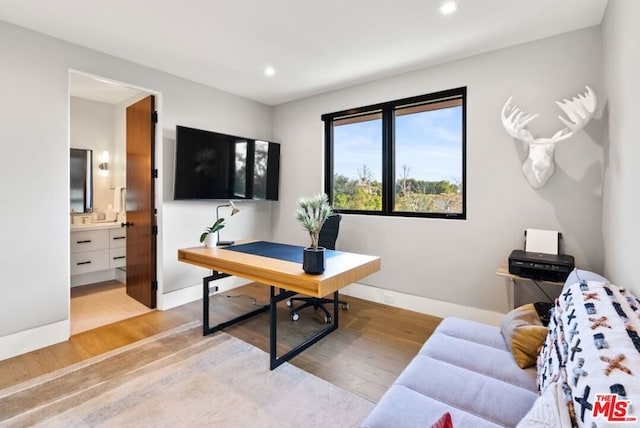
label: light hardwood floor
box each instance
[0,284,441,402]
[70,281,152,334]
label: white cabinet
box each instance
[109,228,127,248]
[70,225,126,276]
[109,228,127,269]
[70,249,109,275]
[71,229,108,254]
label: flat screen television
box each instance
[174,126,280,201]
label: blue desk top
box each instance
[224,241,340,264]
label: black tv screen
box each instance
[174,126,280,201]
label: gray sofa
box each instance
[361,269,640,427]
[361,316,539,427]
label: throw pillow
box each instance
[430,412,453,428]
[501,303,549,369]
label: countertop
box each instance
[70,221,123,232]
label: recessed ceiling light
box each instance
[439,1,458,15]
[264,66,276,77]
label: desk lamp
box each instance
[216,200,240,246]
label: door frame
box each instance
[68,69,164,307]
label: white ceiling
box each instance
[1,0,608,106]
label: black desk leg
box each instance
[202,277,341,369]
[202,272,269,336]
[269,287,339,370]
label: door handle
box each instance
[121,222,134,228]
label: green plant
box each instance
[296,193,332,250]
[199,218,225,243]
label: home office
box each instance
[1,0,639,426]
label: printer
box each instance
[508,249,574,282]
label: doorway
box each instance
[70,281,150,334]
[69,71,159,334]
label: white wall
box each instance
[601,0,640,297]
[0,18,616,360]
[70,96,116,213]
[273,27,604,314]
[0,21,273,360]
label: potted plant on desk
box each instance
[296,193,332,274]
[200,218,225,248]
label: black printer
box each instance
[508,249,574,282]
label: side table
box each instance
[496,262,564,309]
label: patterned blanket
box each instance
[537,270,640,427]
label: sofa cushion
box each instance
[427,316,511,350]
[396,354,539,427]
[360,384,502,428]
[420,330,537,391]
[501,304,548,368]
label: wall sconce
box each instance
[98,150,109,177]
[216,200,240,246]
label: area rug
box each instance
[0,322,374,427]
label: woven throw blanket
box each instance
[537,270,640,427]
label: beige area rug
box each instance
[0,322,374,427]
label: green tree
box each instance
[357,164,374,185]
[334,164,463,213]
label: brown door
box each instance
[125,95,157,308]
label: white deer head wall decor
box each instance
[501,86,597,189]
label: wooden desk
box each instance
[496,262,563,308]
[178,242,381,369]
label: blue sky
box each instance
[333,106,462,183]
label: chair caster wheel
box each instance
[342,303,349,310]
[324,315,332,324]
[286,299,293,307]
[291,312,299,321]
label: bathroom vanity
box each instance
[70,222,126,287]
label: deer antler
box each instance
[553,86,597,142]
[501,86,597,144]
[501,98,538,144]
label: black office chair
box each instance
[287,214,349,323]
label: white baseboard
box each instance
[159,276,252,310]
[0,320,69,362]
[159,279,505,326]
[340,283,505,326]
[0,282,501,362]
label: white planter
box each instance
[204,233,217,248]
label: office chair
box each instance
[287,213,349,323]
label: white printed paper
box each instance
[525,228,559,255]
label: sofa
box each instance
[361,269,640,427]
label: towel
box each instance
[113,186,126,214]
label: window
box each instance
[323,87,466,219]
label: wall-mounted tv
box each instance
[174,126,280,201]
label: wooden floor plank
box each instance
[0,283,441,402]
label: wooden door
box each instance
[125,95,157,308]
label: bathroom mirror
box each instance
[70,148,93,213]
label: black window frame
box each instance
[322,86,467,220]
